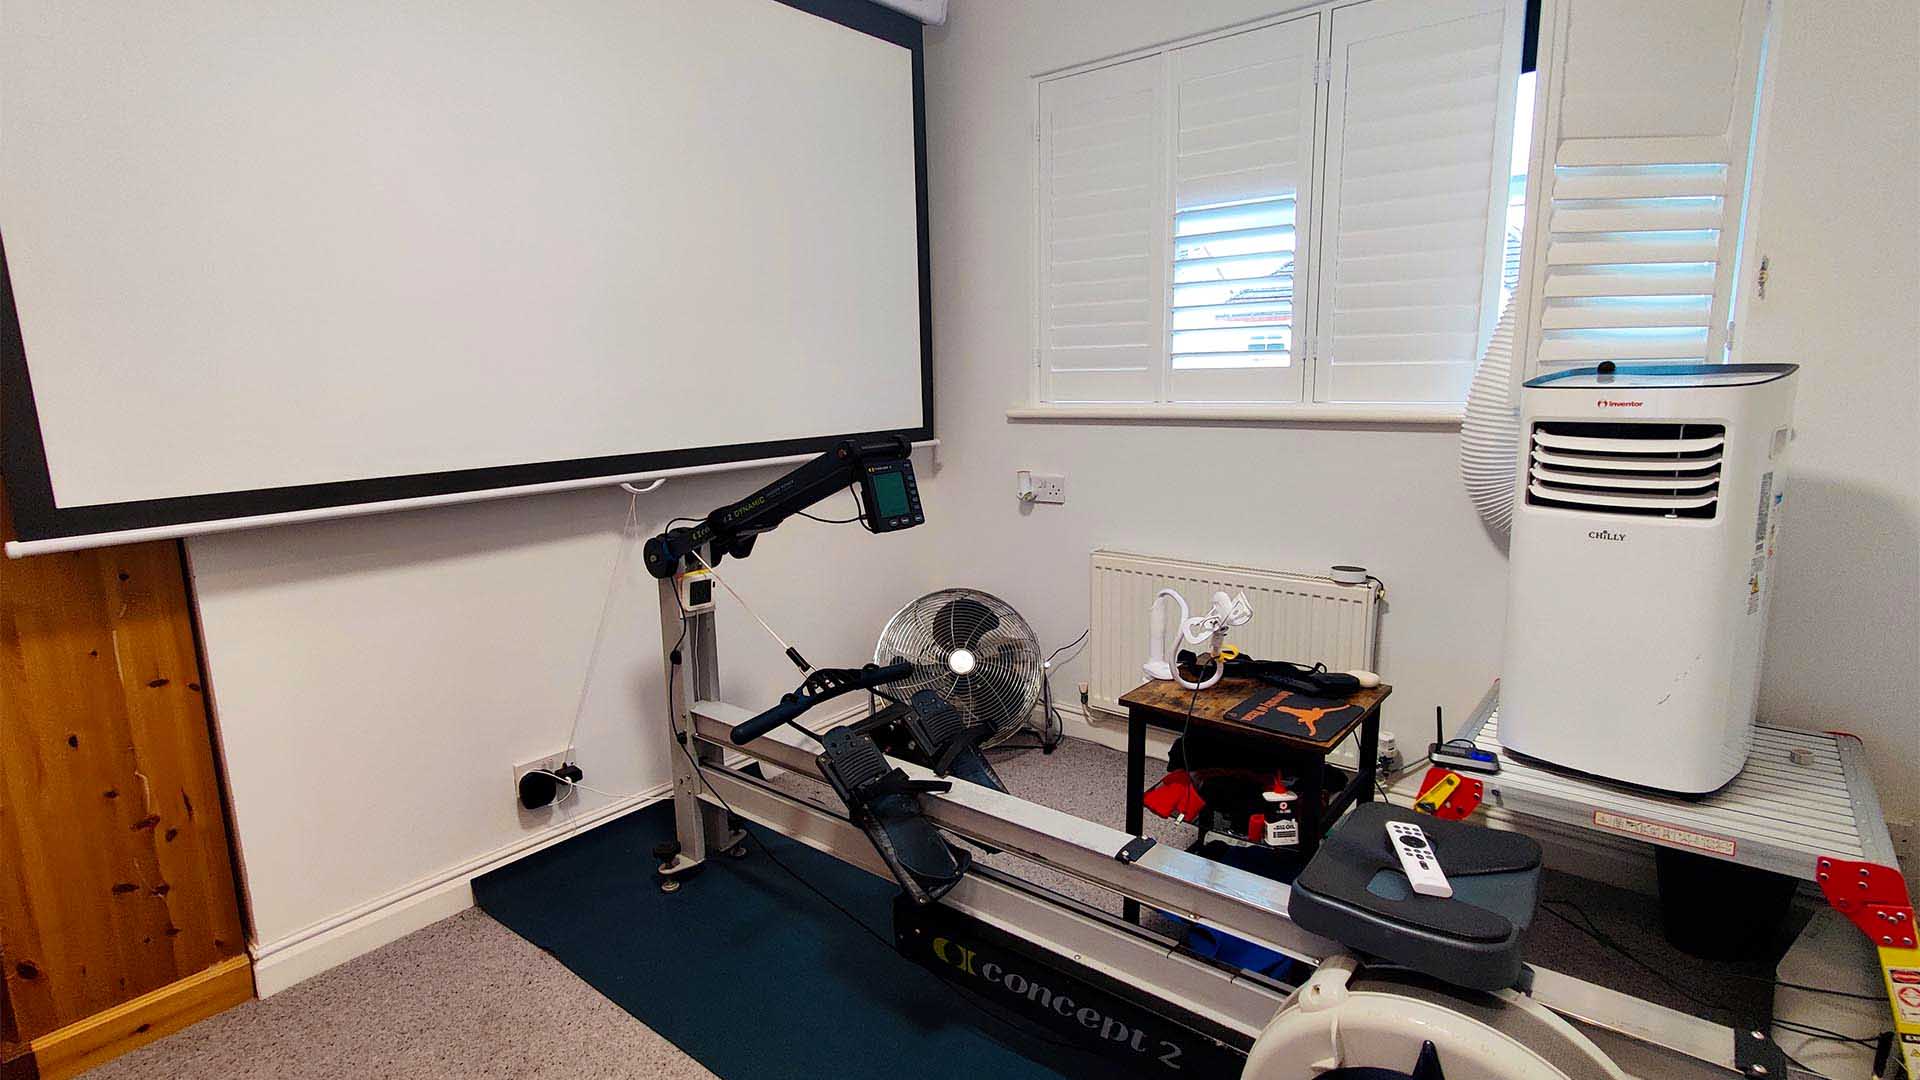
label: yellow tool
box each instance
[1414,772,1462,815]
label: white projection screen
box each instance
[0,0,931,552]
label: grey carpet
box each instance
[92,736,1794,1077]
[85,909,718,1080]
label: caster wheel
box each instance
[726,843,749,859]
[659,877,682,894]
[652,840,681,860]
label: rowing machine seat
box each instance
[1287,802,1541,991]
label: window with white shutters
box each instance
[1516,0,1770,380]
[1032,0,1525,413]
[1037,55,1165,404]
[1167,17,1320,404]
[1312,0,1522,404]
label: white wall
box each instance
[920,0,1515,771]
[918,0,1919,823]
[188,0,1916,994]
[1738,0,1920,825]
[190,462,947,992]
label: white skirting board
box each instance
[246,703,870,996]
[250,785,665,996]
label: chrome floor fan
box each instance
[875,589,1045,748]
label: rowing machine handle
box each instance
[731,661,916,744]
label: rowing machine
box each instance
[643,451,1808,1079]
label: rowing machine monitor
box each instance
[643,434,922,578]
[859,458,923,532]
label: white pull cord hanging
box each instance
[688,548,804,665]
[561,491,642,757]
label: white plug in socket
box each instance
[1017,471,1066,504]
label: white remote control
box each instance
[1387,821,1452,898]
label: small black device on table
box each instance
[1430,739,1501,774]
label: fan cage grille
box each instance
[875,589,1044,747]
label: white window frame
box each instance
[1016,0,1524,425]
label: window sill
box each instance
[1005,402,1465,427]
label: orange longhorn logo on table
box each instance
[1273,704,1338,739]
[1234,690,1337,738]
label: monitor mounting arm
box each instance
[642,434,919,580]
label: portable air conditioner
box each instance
[1500,363,1799,794]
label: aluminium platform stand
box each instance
[1454,682,1919,1076]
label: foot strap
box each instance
[903,690,1006,792]
[817,727,972,904]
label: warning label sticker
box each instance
[1754,471,1774,545]
[1893,970,1920,1024]
[1592,810,1736,857]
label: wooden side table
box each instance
[1117,677,1392,923]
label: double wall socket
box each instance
[513,747,574,799]
[1017,470,1067,504]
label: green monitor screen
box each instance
[871,471,910,518]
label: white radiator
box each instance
[1087,550,1381,716]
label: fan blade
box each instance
[933,597,1001,654]
[986,642,1038,668]
[946,673,975,716]
[968,664,1032,734]
[878,657,935,697]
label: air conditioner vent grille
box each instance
[1526,421,1725,518]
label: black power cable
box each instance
[983,628,1087,756]
[1537,898,1897,1075]
[795,485,867,525]
[1043,628,1089,668]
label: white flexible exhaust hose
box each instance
[1459,298,1521,534]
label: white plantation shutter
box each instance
[1037,56,1165,404]
[1518,0,1769,378]
[1166,16,1321,404]
[1312,0,1522,404]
